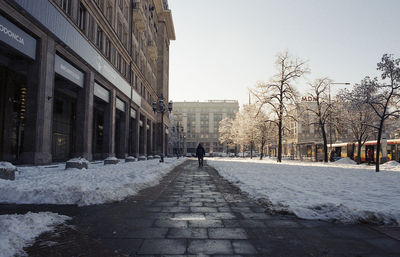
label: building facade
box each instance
[0,0,175,164]
[172,100,239,154]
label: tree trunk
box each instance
[278,118,282,162]
[250,141,253,159]
[260,141,265,160]
[357,139,362,164]
[376,120,384,172]
[320,121,328,162]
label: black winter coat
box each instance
[196,145,205,157]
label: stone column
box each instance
[142,115,148,156]
[104,89,116,157]
[147,120,153,155]
[75,70,94,160]
[122,104,130,157]
[21,36,55,164]
[135,110,141,156]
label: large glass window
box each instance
[0,66,27,163]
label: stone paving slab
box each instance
[17,159,400,256]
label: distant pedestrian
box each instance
[330,150,335,162]
[196,143,205,167]
[367,149,373,165]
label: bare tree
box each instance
[363,54,400,172]
[235,104,258,158]
[252,51,309,162]
[168,114,179,156]
[336,88,374,164]
[254,109,275,160]
[218,117,235,153]
[305,78,331,162]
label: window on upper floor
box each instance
[116,52,121,70]
[105,37,111,60]
[55,0,71,15]
[95,0,104,11]
[78,3,86,31]
[123,29,128,48]
[117,21,122,39]
[123,3,129,20]
[95,26,103,50]
[106,5,113,24]
[87,14,96,41]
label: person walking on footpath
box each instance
[196,143,205,167]
[367,149,373,165]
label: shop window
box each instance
[55,99,64,114]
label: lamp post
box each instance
[175,121,182,158]
[328,82,350,149]
[152,95,172,162]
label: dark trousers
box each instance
[198,156,204,167]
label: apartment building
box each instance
[0,0,175,164]
[172,100,239,154]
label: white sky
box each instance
[168,0,400,106]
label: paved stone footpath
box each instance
[17,160,400,256]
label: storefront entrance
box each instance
[129,116,137,157]
[0,64,28,163]
[115,110,123,157]
[52,76,78,162]
[92,97,107,160]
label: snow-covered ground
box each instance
[0,212,70,257]
[0,158,185,206]
[207,157,400,226]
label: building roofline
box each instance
[154,0,176,40]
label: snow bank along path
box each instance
[0,158,186,206]
[208,158,400,226]
[0,212,70,257]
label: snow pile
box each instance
[334,157,356,164]
[208,158,400,225]
[0,212,70,257]
[104,156,118,161]
[0,162,16,170]
[0,158,185,206]
[382,160,400,167]
[66,157,89,164]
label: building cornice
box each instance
[153,0,176,40]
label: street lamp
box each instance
[152,95,173,162]
[328,82,350,149]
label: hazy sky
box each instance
[168,0,400,106]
